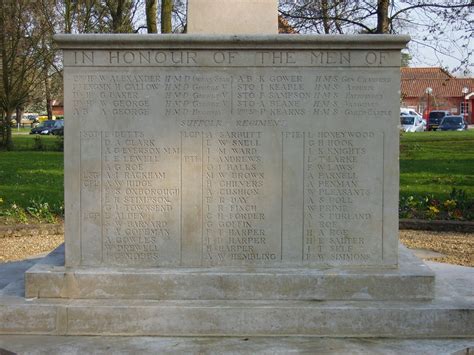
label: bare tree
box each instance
[280,0,473,73]
[0,0,47,148]
[138,0,187,33]
[59,0,141,34]
[104,0,135,32]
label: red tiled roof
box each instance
[401,67,474,98]
[401,67,453,80]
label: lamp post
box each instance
[462,87,469,123]
[425,87,432,130]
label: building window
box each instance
[460,102,470,114]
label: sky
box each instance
[409,38,473,77]
[391,1,473,76]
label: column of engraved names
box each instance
[71,73,155,119]
[101,131,180,266]
[235,73,308,118]
[304,131,376,264]
[310,71,393,119]
[202,131,276,265]
[164,73,231,121]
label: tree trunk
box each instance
[64,0,73,33]
[41,34,53,120]
[376,0,390,33]
[321,0,331,34]
[107,0,125,32]
[161,0,172,33]
[15,106,23,126]
[45,73,52,119]
[0,0,12,149]
[146,0,157,33]
[4,109,13,150]
[112,2,124,32]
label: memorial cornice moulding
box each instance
[54,34,410,50]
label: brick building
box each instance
[51,100,64,117]
[400,67,473,123]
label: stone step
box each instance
[25,246,434,301]
[1,335,473,353]
[1,297,472,337]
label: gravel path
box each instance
[400,230,473,267]
[0,229,472,266]
[0,233,64,263]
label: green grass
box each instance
[400,130,474,200]
[11,127,33,134]
[10,130,63,151]
[0,151,64,221]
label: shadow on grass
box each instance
[400,159,474,176]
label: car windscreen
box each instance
[401,116,414,125]
[442,117,462,125]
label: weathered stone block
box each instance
[25,245,434,301]
[58,34,407,269]
[187,0,278,34]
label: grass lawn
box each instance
[10,129,63,151]
[400,130,474,199]
[0,151,64,223]
[400,130,474,220]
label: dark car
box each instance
[427,110,450,131]
[30,120,63,135]
[51,121,64,136]
[439,115,468,131]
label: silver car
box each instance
[400,115,424,132]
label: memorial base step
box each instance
[1,245,472,338]
[1,297,473,337]
[25,245,434,301]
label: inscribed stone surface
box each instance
[60,35,406,268]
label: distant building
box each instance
[401,67,473,123]
[51,100,64,117]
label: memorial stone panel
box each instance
[187,0,278,34]
[62,35,402,268]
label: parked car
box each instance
[427,110,450,131]
[400,115,424,132]
[438,115,468,131]
[401,108,426,130]
[30,120,61,135]
[51,121,64,136]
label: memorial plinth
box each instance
[29,34,425,293]
[16,34,473,338]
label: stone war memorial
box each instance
[0,0,473,339]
